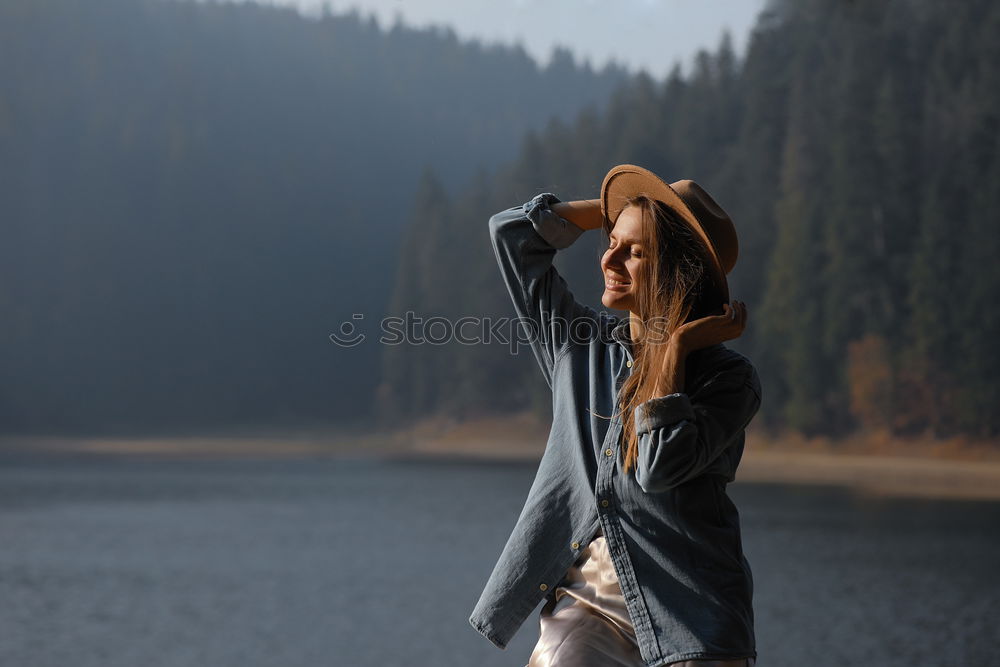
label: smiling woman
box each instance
[469,164,760,667]
[605,192,742,479]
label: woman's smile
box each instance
[601,204,647,310]
[605,275,631,291]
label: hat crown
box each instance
[668,179,738,275]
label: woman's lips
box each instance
[605,277,630,292]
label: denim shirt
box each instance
[468,193,763,666]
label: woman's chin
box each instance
[601,292,631,310]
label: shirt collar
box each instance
[610,316,633,351]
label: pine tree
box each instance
[757,65,831,435]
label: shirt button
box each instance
[539,583,548,591]
[626,359,633,368]
[601,499,610,508]
[571,541,580,550]
[605,448,613,457]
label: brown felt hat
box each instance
[600,163,737,305]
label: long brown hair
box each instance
[605,193,724,475]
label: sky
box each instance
[246,0,768,80]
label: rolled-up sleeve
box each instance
[488,192,600,387]
[632,366,762,492]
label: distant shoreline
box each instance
[2,413,999,501]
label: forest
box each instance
[382,0,1000,440]
[0,0,625,433]
[2,0,997,442]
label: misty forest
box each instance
[2,0,998,443]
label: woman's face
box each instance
[601,203,647,312]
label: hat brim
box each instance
[600,164,730,306]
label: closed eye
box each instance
[608,237,643,257]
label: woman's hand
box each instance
[673,300,747,353]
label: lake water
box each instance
[1,452,998,666]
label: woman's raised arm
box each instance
[632,363,761,493]
[551,198,604,231]
[488,193,604,388]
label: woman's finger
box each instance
[728,301,741,332]
[722,302,732,320]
